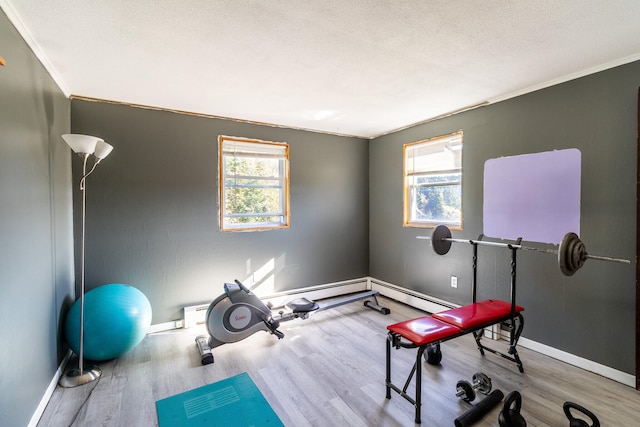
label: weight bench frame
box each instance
[385,239,525,424]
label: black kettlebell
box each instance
[563,402,600,427]
[498,391,526,427]
[425,343,442,365]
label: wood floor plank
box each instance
[38,296,639,426]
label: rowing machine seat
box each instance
[285,298,320,314]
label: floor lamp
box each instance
[59,134,113,388]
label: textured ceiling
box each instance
[3,1,640,138]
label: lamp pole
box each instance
[59,135,112,387]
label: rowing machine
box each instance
[196,279,390,364]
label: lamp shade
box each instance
[94,140,114,159]
[62,134,102,154]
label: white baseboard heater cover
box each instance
[184,303,210,328]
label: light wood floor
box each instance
[39,296,639,426]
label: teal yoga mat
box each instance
[156,372,284,426]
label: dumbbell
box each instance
[455,372,492,402]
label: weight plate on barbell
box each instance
[432,224,453,255]
[558,232,586,276]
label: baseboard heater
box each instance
[184,303,211,328]
[368,277,457,313]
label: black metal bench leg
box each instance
[509,314,525,373]
[415,346,425,424]
[386,335,392,399]
[473,329,486,355]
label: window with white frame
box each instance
[404,131,463,228]
[219,136,290,231]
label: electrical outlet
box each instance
[451,276,458,288]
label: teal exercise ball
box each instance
[64,283,152,361]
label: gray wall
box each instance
[0,9,73,427]
[70,100,370,324]
[370,61,639,374]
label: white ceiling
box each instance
[3,1,640,138]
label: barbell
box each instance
[420,225,631,276]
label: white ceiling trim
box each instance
[488,52,640,106]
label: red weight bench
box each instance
[385,299,524,424]
[384,236,529,423]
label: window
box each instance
[219,136,290,231]
[404,131,463,228]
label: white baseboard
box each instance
[29,350,72,427]
[368,277,458,313]
[262,277,369,308]
[148,321,184,334]
[518,337,635,388]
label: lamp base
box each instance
[59,365,102,388]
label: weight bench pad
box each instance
[387,316,462,346]
[432,299,524,330]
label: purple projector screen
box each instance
[483,149,581,244]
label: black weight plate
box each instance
[456,380,475,402]
[432,225,452,255]
[559,232,589,276]
[472,372,492,395]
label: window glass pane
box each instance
[224,186,283,215]
[225,157,282,177]
[411,182,461,223]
